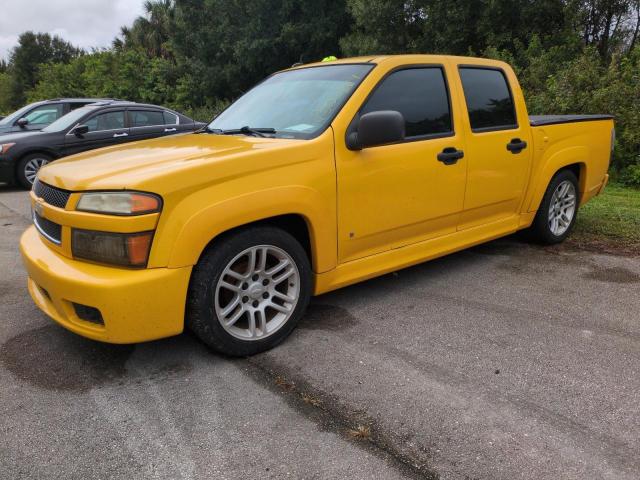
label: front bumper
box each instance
[20,226,192,343]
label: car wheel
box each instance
[186,226,312,356]
[17,153,52,189]
[528,169,579,244]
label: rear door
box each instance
[127,109,168,142]
[63,109,130,156]
[162,110,188,134]
[452,64,533,228]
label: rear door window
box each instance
[163,111,179,125]
[130,110,166,127]
[459,67,517,131]
[360,67,453,138]
[69,102,90,111]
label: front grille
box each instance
[33,211,62,244]
[33,179,71,209]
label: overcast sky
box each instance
[0,0,146,61]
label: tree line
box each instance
[0,0,638,184]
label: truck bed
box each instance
[529,114,614,127]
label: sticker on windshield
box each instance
[285,124,316,132]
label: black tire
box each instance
[527,169,580,244]
[16,153,53,189]
[186,226,312,356]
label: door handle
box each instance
[164,127,177,133]
[507,138,527,154]
[437,147,464,165]
[113,132,128,138]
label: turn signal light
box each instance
[72,229,154,267]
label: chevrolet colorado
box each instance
[20,55,614,356]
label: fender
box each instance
[525,146,588,213]
[158,184,337,273]
[18,147,60,161]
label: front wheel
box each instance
[16,153,52,189]
[527,169,579,244]
[186,226,312,356]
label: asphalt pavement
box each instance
[1,185,638,480]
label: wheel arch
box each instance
[158,185,337,273]
[14,149,59,185]
[197,214,313,268]
[525,147,588,213]
[14,148,59,171]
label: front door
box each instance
[335,66,467,263]
[64,109,130,156]
[16,104,64,132]
[454,66,533,228]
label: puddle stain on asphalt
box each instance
[1,326,196,392]
[496,249,583,275]
[583,266,640,284]
[298,303,358,332]
[1,325,134,392]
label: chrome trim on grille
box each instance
[33,210,62,245]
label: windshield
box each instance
[42,105,98,133]
[0,103,38,126]
[208,64,374,139]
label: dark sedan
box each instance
[0,101,206,188]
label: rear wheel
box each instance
[527,169,579,244]
[17,153,52,189]
[186,226,312,356]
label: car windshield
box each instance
[42,105,98,133]
[0,103,38,126]
[207,64,374,139]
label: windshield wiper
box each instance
[220,126,277,137]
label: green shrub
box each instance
[620,164,640,188]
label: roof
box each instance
[84,100,173,110]
[43,98,121,103]
[288,54,509,70]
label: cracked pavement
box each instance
[1,185,639,479]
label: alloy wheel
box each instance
[24,157,49,185]
[214,245,300,341]
[548,180,577,236]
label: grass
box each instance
[570,182,640,255]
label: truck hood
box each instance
[38,132,302,192]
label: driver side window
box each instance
[360,67,453,139]
[84,111,125,132]
[23,104,64,125]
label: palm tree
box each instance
[113,0,175,58]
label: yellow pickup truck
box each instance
[20,55,614,355]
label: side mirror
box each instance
[16,117,29,128]
[346,110,405,150]
[73,124,89,136]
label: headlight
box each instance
[0,143,15,154]
[76,192,161,215]
[72,229,154,267]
